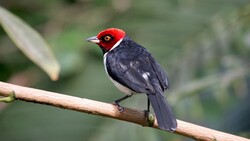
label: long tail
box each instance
[148,93,177,132]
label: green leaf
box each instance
[0,6,60,80]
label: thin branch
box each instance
[0,81,249,141]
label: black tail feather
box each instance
[148,93,177,131]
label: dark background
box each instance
[0,0,250,140]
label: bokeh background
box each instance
[0,0,250,140]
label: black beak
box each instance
[86,36,100,43]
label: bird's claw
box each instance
[117,106,124,112]
[144,110,149,117]
[112,102,124,112]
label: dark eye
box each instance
[102,35,113,42]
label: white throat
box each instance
[109,38,123,51]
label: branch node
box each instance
[145,110,154,127]
[0,90,16,103]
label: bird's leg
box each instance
[147,97,150,112]
[144,97,150,115]
[144,96,154,127]
[113,95,132,112]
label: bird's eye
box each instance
[103,35,112,42]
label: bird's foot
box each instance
[144,110,154,127]
[112,102,124,112]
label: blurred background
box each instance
[0,0,250,140]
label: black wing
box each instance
[148,56,169,90]
[105,39,168,94]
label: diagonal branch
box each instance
[0,81,249,141]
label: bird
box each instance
[86,28,177,132]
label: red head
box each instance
[86,28,126,52]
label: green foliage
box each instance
[0,0,250,140]
[0,6,60,80]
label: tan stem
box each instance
[0,81,249,141]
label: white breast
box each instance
[103,53,134,95]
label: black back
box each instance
[105,36,169,94]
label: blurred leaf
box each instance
[0,6,60,80]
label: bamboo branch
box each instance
[0,81,249,141]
